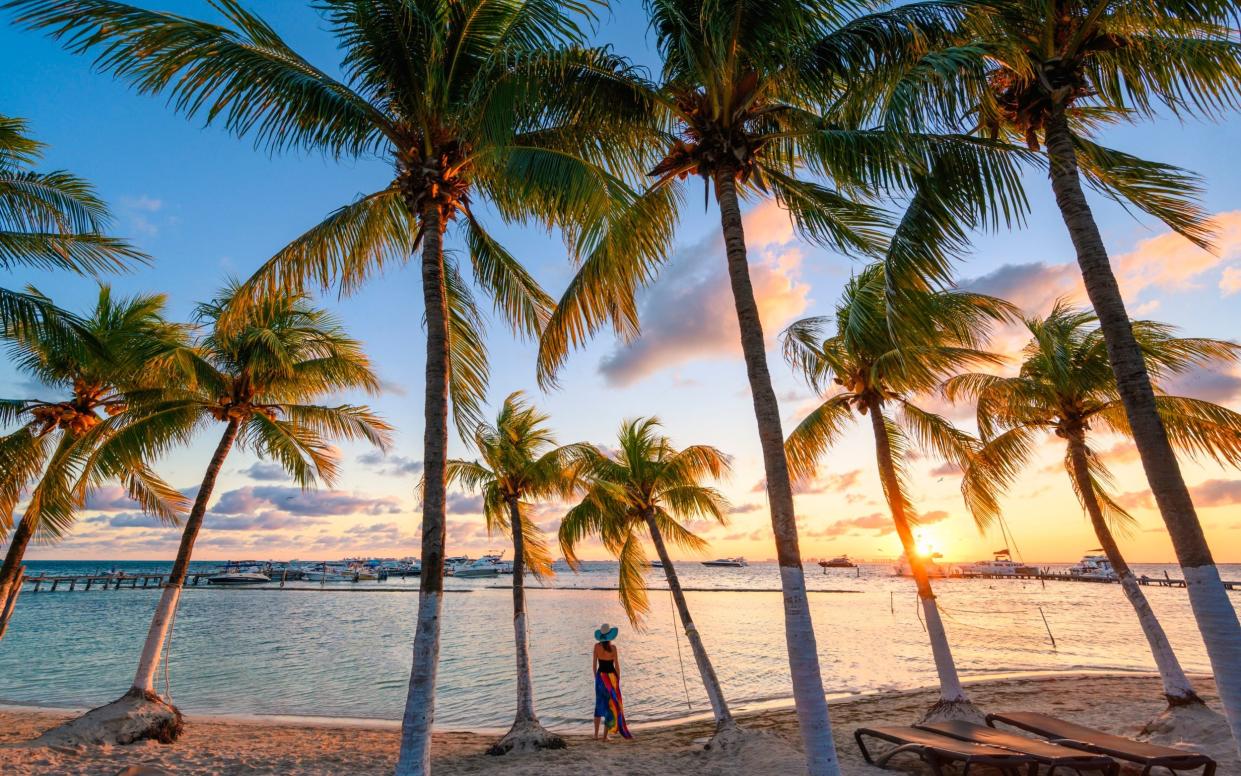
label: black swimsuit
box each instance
[598,657,615,674]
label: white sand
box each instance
[1,673,1234,775]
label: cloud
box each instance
[1188,479,1241,507]
[963,262,1081,317]
[211,510,322,531]
[84,486,141,512]
[86,511,167,528]
[929,462,962,478]
[357,451,424,477]
[120,194,164,237]
[1222,267,1241,296]
[447,492,485,514]
[598,201,810,385]
[242,462,289,481]
[1113,211,1241,297]
[728,502,763,515]
[758,468,862,496]
[1163,364,1241,405]
[810,512,890,538]
[212,486,404,517]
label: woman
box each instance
[592,623,632,740]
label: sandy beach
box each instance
[1,672,1233,775]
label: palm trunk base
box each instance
[1141,697,1229,747]
[32,688,182,747]
[485,718,566,755]
[702,719,749,751]
[917,698,986,725]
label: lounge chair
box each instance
[855,725,1038,775]
[987,711,1216,776]
[918,720,1120,775]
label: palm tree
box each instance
[6,4,666,769]
[872,1,1241,745]
[559,417,738,741]
[533,5,1031,768]
[782,264,1011,722]
[445,392,586,753]
[949,303,1241,716]
[35,283,392,745]
[0,285,189,638]
[0,114,146,339]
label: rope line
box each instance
[675,586,694,710]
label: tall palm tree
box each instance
[871,1,1241,745]
[949,303,1241,714]
[559,417,738,741]
[533,4,1030,768]
[0,285,189,638]
[782,264,1011,722]
[445,392,585,754]
[6,3,666,770]
[35,283,392,745]
[0,114,146,339]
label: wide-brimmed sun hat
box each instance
[594,623,619,642]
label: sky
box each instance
[2,2,1241,565]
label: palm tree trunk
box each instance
[642,510,734,730]
[866,401,971,714]
[1064,432,1201,706]
[1044,104,1241,748]
[508,498,536,725]
[396,204,450,776]
[0,512,36,640]
[714,167,839,775]
[132,419,240,694]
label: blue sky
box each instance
[3,2,1241,564]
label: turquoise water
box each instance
[1,560,1237,728]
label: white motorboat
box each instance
[819,555,855,569]
[208,569,270,586]
[453,557,502,578]
[893,552,948,578]
[1069,551,1117,580]
[962,549,1038,576]
[301,563,351,582]
[702,557,747,567]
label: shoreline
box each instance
[2,673,1234,775]
[0,667,1198,733]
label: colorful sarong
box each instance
[594,670,632,738]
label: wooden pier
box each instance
[949,570,1240,590]
[19,571,218,591]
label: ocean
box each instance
[0,559,1236,729]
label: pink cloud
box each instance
[598,202,810,385]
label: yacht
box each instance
[647,560,665,569]
[301,563,351,582]
[207,564,270,586]
[1069,551,1117,580]
[818,555,856,569]
[453,556,503,578]
[893,552,948,578]
[963,549,1038,576]
[702,557,747,568]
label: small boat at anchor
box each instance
[207,563,270,586]
[1069,551,1117,580]
[962,549,1038,577]
[819,555,855,569]
[702,557,747,568]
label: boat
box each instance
[962,549,1038,577]
[702,557,747,567]
[647,560,665,569]
[1069,551,1117,580]
[300,563,352,582]
[207,564,270,586]
[453,556,502,578]
[893,552,948,578]
[818,555,855,569]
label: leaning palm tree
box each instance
[783,263,1011,722]
[33,283,392,746]
[950,303,1241,723]
[560,417,739,742]
[533,4,1031,768]
[0,114,146,337]
[0,285,189,638]
[445,392,586,754]
[6,3,667,769]
[871,1,1241,744]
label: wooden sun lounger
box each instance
[918,720,1120,775]
[987,711,1217,776]
[855,725,1038,775]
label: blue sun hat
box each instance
[594,623,619,642]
